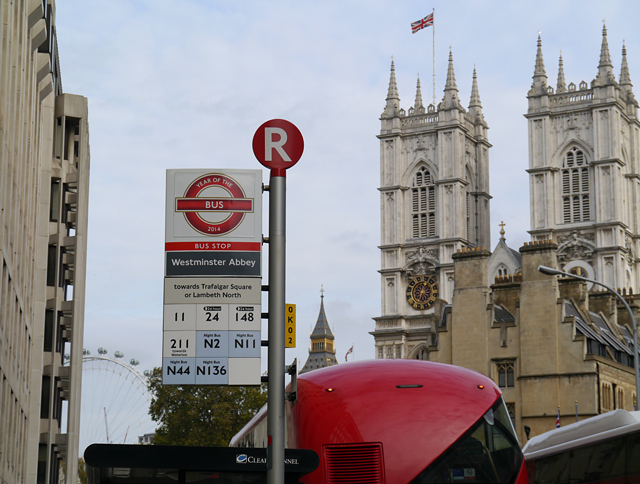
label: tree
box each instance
[147,367,267,446]
[78,458,87,484]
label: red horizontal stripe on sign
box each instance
[165,241,261,252]
[176,198,253,212]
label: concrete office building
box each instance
[0,1,90,483]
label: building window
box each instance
[562,147,590,223]
[415,348,428,360]
[617,387,624,410]
[497,264,509,278]
[411,167,436,238]
[496,361,515,388]
[602,382,612,411]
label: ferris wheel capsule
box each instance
[114,351,124,359]
[83,349,91,356]
[129,359,139,366]
[143,370,152,377]
[98,348,107,355]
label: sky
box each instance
[53,0,640,446]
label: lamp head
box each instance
[538,265,563,276]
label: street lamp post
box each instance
[538,265,640,405]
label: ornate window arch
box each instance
[497,264,509,278]
[409,344,429,360]
[561,147,591,223]
[411,166,436,238]
[496,360,515,388]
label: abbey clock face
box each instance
[406,276,439,310]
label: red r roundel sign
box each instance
[252,119,304,176]
[176,173,253,236]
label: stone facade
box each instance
[373,26,639,445]
[526,27,640,290]
[372,52,491,358]
[441,242,638,443]
[0,2,90,484]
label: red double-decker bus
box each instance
[231,359,527,484]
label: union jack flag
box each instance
[345,345,354,361]
[411,13,434,34]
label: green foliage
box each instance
[78,457,87,484]
[148,367,267,446]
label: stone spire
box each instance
[620,42,637,105]
[529,34,548,96]
[556,53,567,93]
[441,50,464,111]
[594,23,616,86]
[414,75,425,113]
[620,42,631,85]
[382,60,401,118]
[468,68,486,126]
[469,67,481,108]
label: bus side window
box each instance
[627,432,640,478]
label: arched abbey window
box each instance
[414,347,428,360]
[562,147,591,223]
[411,167,436,238]
[497,264,509,278]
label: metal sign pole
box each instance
[253,118,303,484]
[267,174,286,484]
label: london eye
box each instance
[75,348,156,454]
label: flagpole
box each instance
[432,7,436,107]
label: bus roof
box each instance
[523,409,640,460]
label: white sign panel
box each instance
[165,169,262,244]
[163,169,263,386]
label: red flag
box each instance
[411,13,434,34]
[556,407,561,428]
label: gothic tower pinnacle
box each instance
[594,23,616,86]
[414,75,425,113]
[556,53,567,93]
[529,34,548,96]
[382,60,401,118]
[468,67,486,127]
[441,50,464,111]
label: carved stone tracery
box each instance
[557,230,596,263]
[404,247,439,277]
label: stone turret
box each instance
[439,50,465,114]
[594,24,616,87]
[556,53,567,93]
[529,35,548,97]
[382,60,401,119]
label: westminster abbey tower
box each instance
[372,52,491,359]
